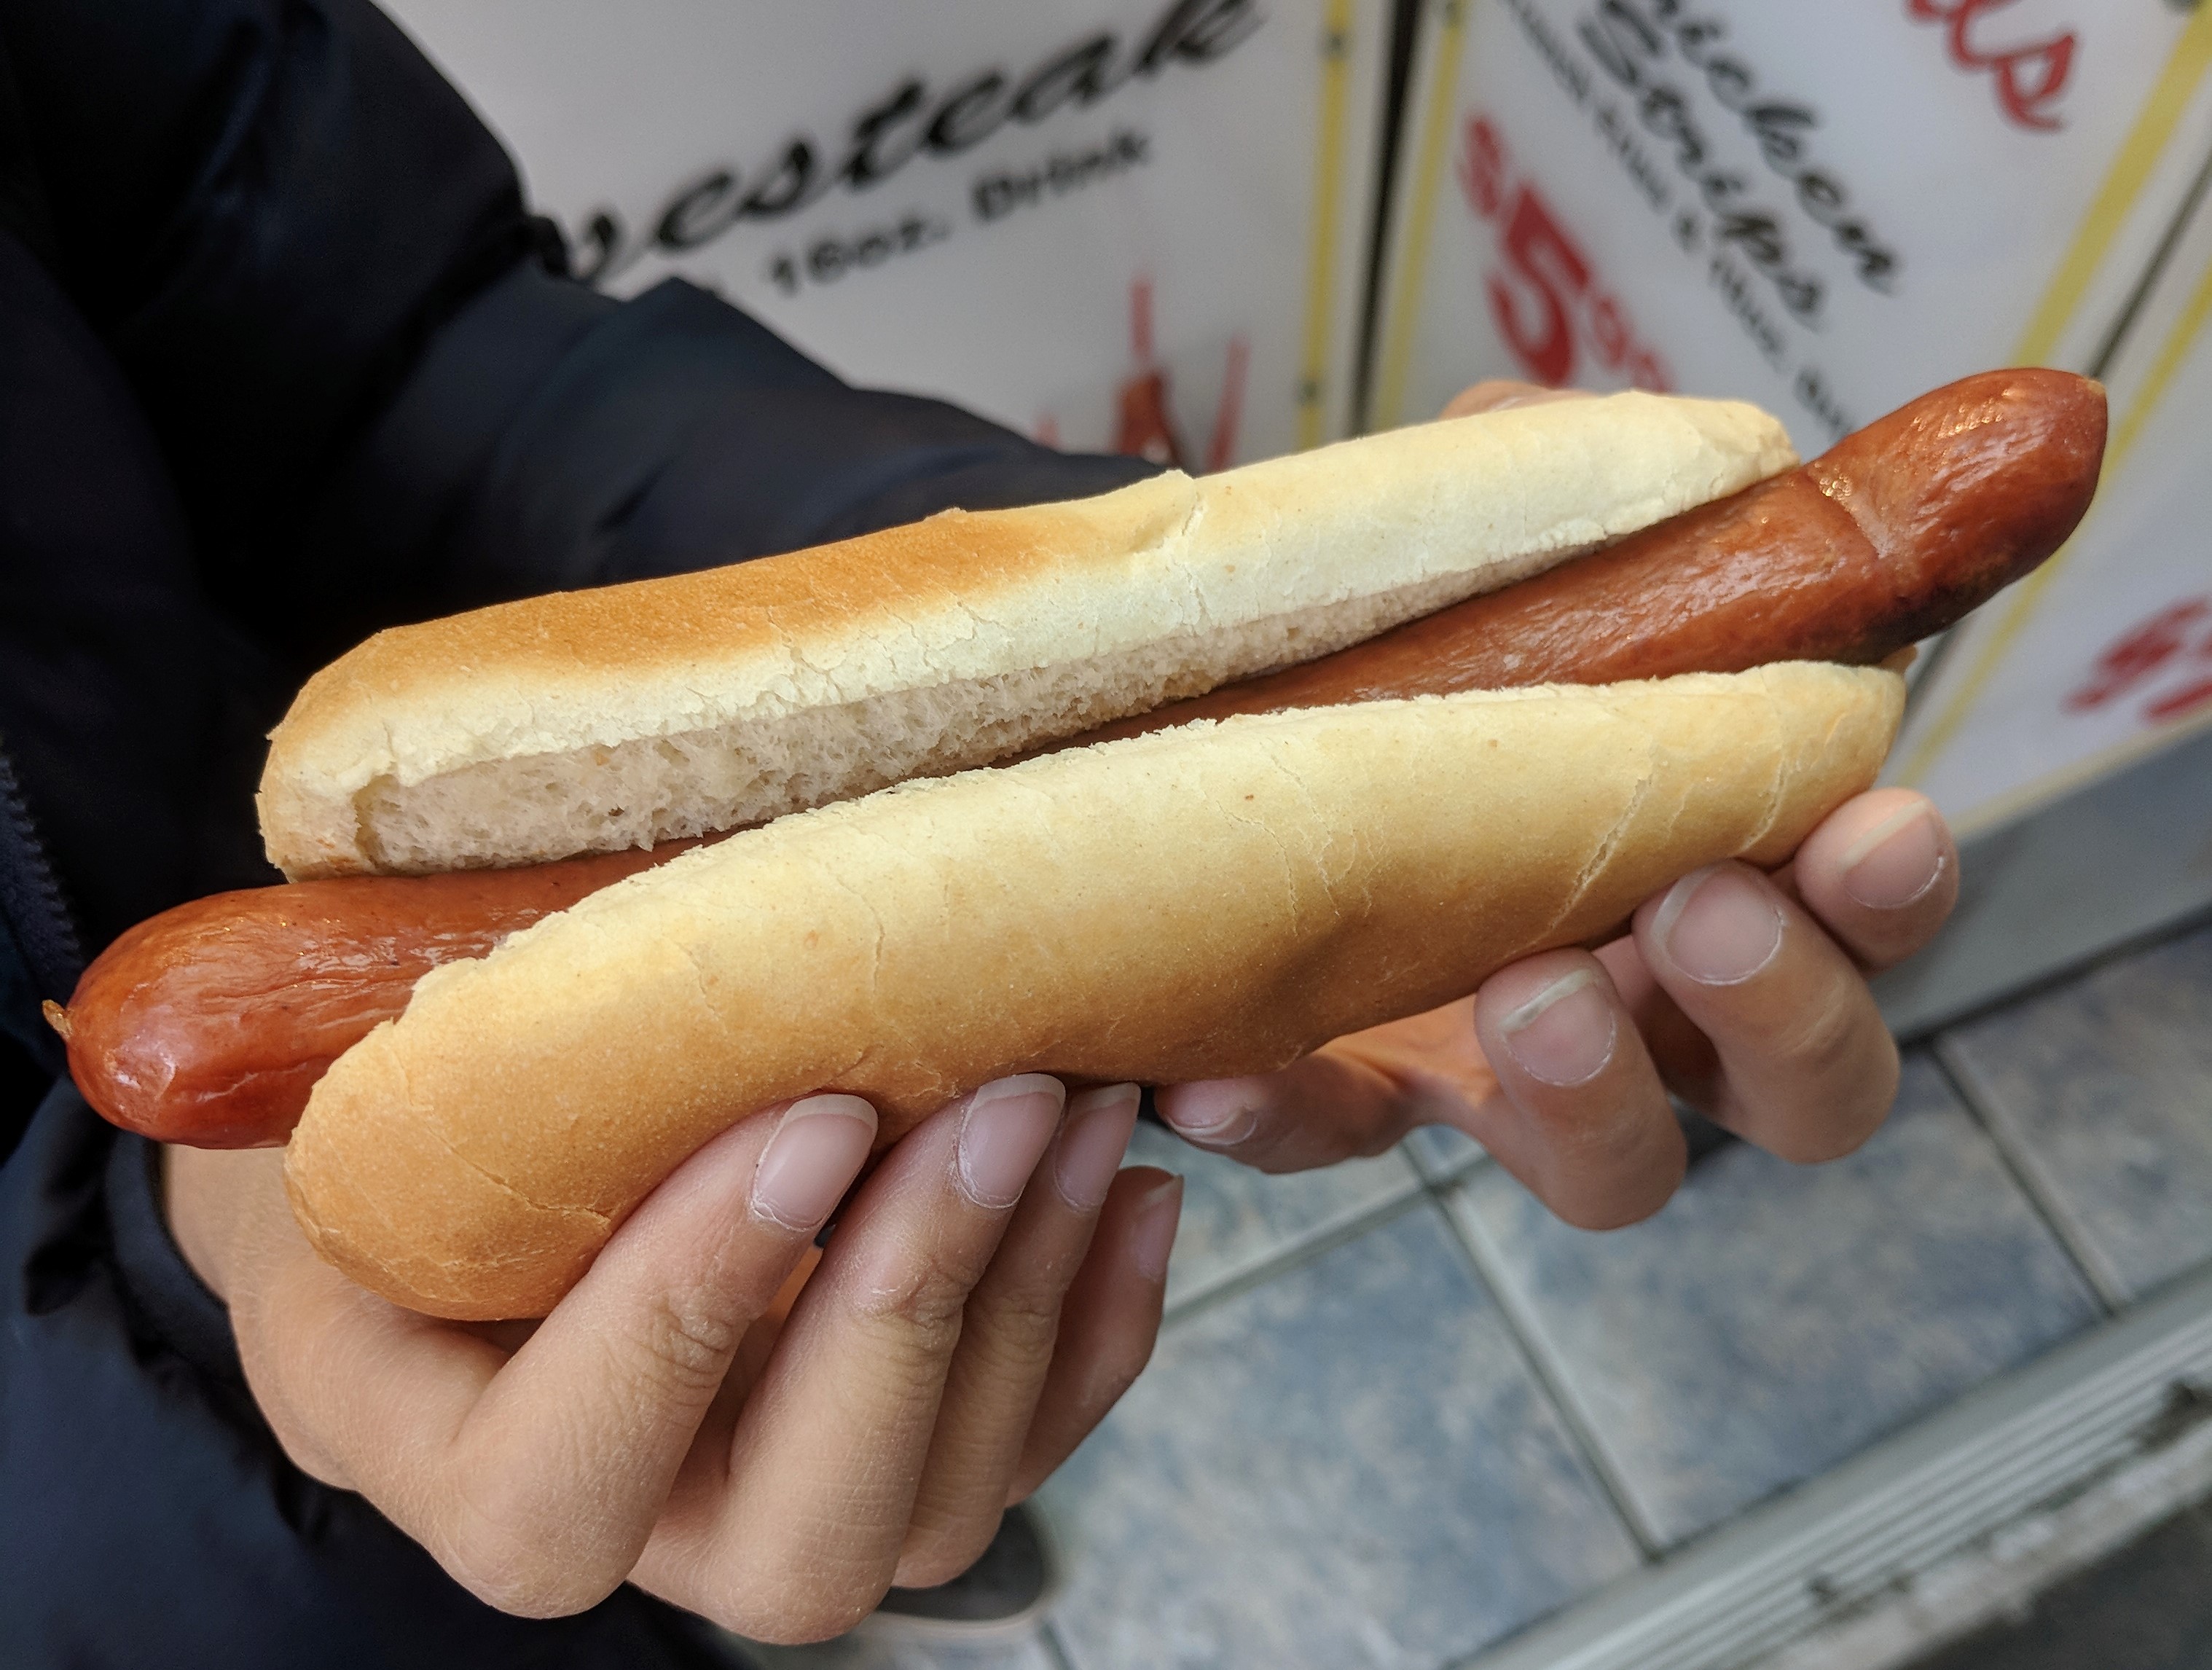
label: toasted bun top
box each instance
[258,392,1793,879]
[283,662,1902,1319]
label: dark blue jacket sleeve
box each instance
[0,0,1153,665]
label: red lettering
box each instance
[2064,597,2212,712]
[1625,345,1672,393]
[1589,293,1631,368]
[1988,36,2076,133]
[1907,0,2077,133]
[2145,677,2212,725]
[1488,187,1591,385]
[1460,115,1508,222]
[1462,111,1673,392]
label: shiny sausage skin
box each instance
[1067,368,2106,742]
[52,844,689,1146]
[55,369,2104,1148]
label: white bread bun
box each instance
[257,392,1792,880]
[283,662,1902,1320]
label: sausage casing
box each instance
[54,845,682,1145]
[1070,368,2105,737]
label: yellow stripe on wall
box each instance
[1371,0,1470,431]
[1298,0,1357,450]
[2106,246,2212,472]
[2015,4,2212,368]
[1899,9,2212,787]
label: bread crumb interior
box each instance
[353,567,1511,871]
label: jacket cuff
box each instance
[105,1122,244,1394]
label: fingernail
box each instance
[1841,802,1945,910]
[1129,1177,1183,1282]
[750,1094,878,1231]
[1156,1081,1258,1148]
[1652,865,1784,985]
[957,1075,1067,1207]
[1054,1084,1142,1212]
[1496,968,1616,1086]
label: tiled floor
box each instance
[747,917,2212,1670]
[1121,1119,1423,1312]
[1940,927,2212,1306]
[1040,1207,1639,1669]
[1450,1056,2103,1548]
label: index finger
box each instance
[236,1095,874,1617]
[1440,380,1598,418]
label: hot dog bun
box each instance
[284,662,1902,1320]
[258,391,1792,881]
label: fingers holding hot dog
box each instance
[1440,379,1596,418]
[1143,382,1982,1215]
[192,1097,874,1616]
[1158,785,1960,1224]
[170,1073,1172,1639]
[637,1075,1167,1639]
[1599,788,1956,1163]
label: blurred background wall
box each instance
[380,0,2212,1015]
[378,0,1387,467]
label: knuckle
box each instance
[1258,1109,1400,1173]
[1062,1333,1158,1436]
[623,1287,747,1402]
[251,1398,354,1491]
[898,1513,1000,1591]
[968,1282,1067,1373]
[748,1592,883,1645]
[1769,991,1875,1097]
[1763,1009,1897,1163]
[434,1452,632,1620]
[436,1513,605,1619]
[707,1549,887,1644]
[847,1244,981,1346]
[1775,997,1867,1083]
[1523,1088,1633,1159]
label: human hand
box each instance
[1149,379,1957,1228]
[167,1078,1179,1641]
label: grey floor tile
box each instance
[1450,1054,2103,1549]
[1404,1122,1487,1180]
[737,1628,1059,1669]
[1123,1119,1421,1309]
[1038,1204,1640,1670]
[1941,922,2212,1304]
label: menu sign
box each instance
[380,0,1387,466]
[1374,0,2212,831]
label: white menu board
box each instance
[378,0,1387,468]
[1895,174,2212,828]
[1370,0,2212,833]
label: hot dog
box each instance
[50,369,2104,1155]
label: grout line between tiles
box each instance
[1888,896,2212,1046]
[1161,1169,1435,1326]
[1038,1619,1080,1670]
[1931,1035,2133,1316]
[1435,1180,1670,1561]
[1405,1132,1495,1188]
